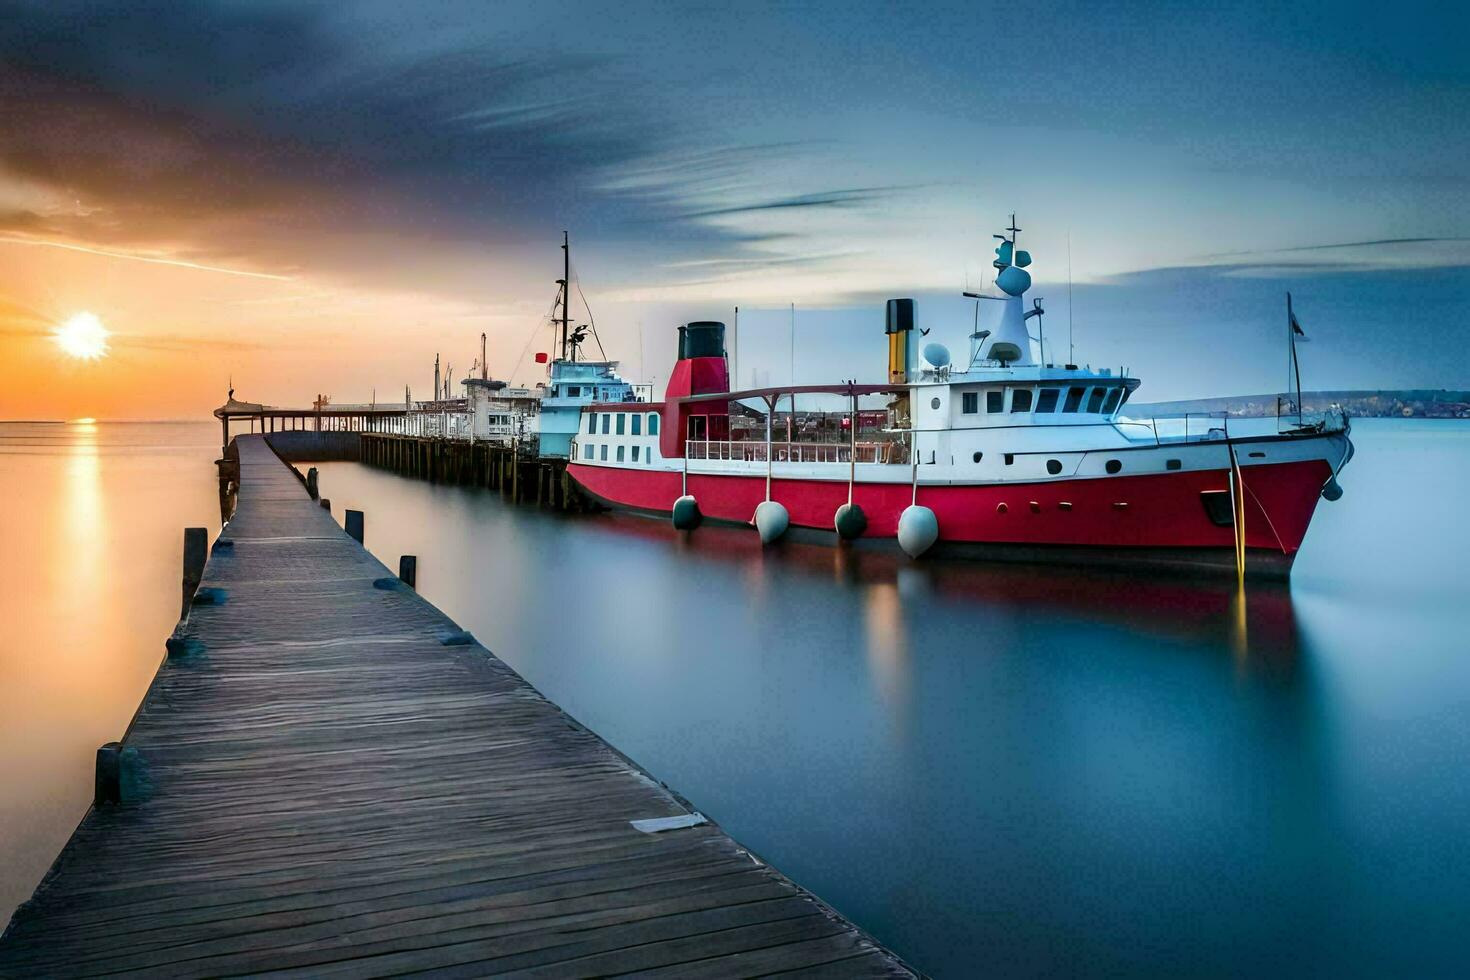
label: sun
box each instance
[54,312,110,360]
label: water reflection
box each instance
[0,422,222,925]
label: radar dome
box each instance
[996,265,1031,297]
[922,342,951,368]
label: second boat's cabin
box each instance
[915,375,1139,430]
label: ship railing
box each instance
[1119,408,1350,446]
[686,440,906,464]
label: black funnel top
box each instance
[679,321,726,360]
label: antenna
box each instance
[481,332,487,380]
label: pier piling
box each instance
[181,527,207,618]
[92,742,122,806]
[398,554,417,589]
[345,508,364,544]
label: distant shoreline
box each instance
[1132,389,1470,420]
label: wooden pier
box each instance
[0,434,909,977]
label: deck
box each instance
[0,434,911,978]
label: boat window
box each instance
[1102,388,1123,414]
[1167,459,1182,470]
[1011,389,1033,413]
[587,413,596,434]
[616,414,626,435]
[632,414,642,435]
[1047,459,1062,475]
[962,392,978,414]
[1036,388,1060,413]
[1105,459,1122,474]
[599,445,608,461]
[1062,386,1085,412]
[568,385,581,397]
[973,451,983,462]
[931,397,941,410]
[632,446,640,462]
[1086,388,1106,413]
[583,443,592,460]
[987,390,1004,413]
[1004,453,1015,465]
[649,413,660,435]
[600,413,610,434]
[617,445,625,462]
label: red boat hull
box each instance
[567,459,1334,574]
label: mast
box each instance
[559,231,570,362]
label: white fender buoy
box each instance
[672,495,702,530]
[834,502,867,540]
[753,500,789,544]
[897,504,939,558]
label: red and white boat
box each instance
[566,219,1353,578]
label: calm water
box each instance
[3,420,1468,976]
[0,422,221,923]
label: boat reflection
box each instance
[572,509,1301,664]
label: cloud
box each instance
[1198,237,1470,271]
[0,0,828,294]
[673,186,909,220]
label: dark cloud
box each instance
[1206,238,1470,259]
[674,186,908,219]
[0,0,830,293]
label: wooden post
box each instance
[95,742,122,805]
[182,527,207,618]
[306,467,319,499]
[319,498,331,513]
[398,555,417,589]
[345,509,364,544]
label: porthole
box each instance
[1166,459,1182,471]
[1105,459,1122,474]
[1004,453,1015,466]
[930,397,941,410]
[1046,459,1063,475]
[972,451,983,463]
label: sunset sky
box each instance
[1,0,1465,419]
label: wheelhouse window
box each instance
[1102,388,1123,414]
[1036,388,1060,413]
[1063,386,1085,412]
[583,443,592,460]
[587,413,596,434]
[568,385,581,397]
[599,445,608,461]
[600,413,610,434]
[632,446,641,461]
[986,390,1004,413]
[617,445,625,462]
[632,414,642,435]
[648,413,660,435]
[962,392,979,414]
[1011,389,1033,413]
[1086,388,1107,413]
[616,414,625,435]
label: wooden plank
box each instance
[0,435,913,977]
